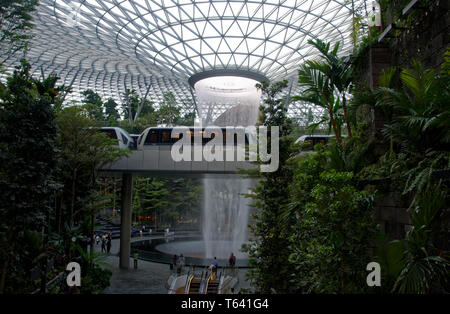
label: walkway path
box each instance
[95,235,252,294]
[96,236,171,294]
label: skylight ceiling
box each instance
[2,0,365,120]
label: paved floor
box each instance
[95,236,253,294]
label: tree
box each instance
[174,111,195,126]
[121,89,155,123]
[288,163,377,293]
[81,89,104,122]
[0,0,38,63]
[375,59,450,155]
[243,80,296,293]
[157,92,180,126]
[295,39,354,141]
[104,98,119,124]
[55,106,128,260]
[0,60,58,293]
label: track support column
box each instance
[119,173,133,269]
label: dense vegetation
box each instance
[0,0,448,295]
[244,38,449,293]
[0,1,200,293]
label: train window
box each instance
[121,133,128,145]
[145,130,159,144]
[203,131,219,145]
[99,129,117,139]
[161,130,171,143]
[223,130,247,146]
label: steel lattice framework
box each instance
[2,0,365,122]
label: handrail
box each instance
[204,275,212,294]
[185,275,194,294]
[31,271,65,295]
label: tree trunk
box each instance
[90,210,95,269]
[70,169,77,229]
[112,179,116,216]
[328,105,341,143]
[58,196,63,235]
[342,94,352,138]
[0,224,15,294]
[68,169,77,259]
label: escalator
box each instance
[205,276,220,294]
[187,277,202,294]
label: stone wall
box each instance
[386,0,449,71]
[373,190,412,240]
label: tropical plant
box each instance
[374,59,450,154]
[0,0,38,63]
[286,148,378,293]
[383,185,449,293]
[243,80,296,293]
[294,38,354,141]
[0,60,58,293]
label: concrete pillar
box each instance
[119,173,133,269]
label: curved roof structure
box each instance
[2,0,365,121]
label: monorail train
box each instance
[136,127,250,150]
[295,135,338,151]
[134,127,252,169]
[98,127,136,150]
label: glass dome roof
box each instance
[1,0,365,121]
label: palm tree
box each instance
[374,59,450,154]
[295,59,342,142]
[295,39,353,141]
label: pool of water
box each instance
[131,236,249,268]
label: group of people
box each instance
[208,253,236,279]
[95,232,112,254]
[169,252,237,278]
[132,225,153,238]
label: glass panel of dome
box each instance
[1,0,366,119]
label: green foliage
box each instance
[55,105,129,268]
[80,266,112,294]
[104,98,120,122]
[121,89,155,123]
[0,0,38,62]
[287,149,377,293]
[158,92,181,126]
[389,186,449,293]
[295,38,354,141]
[351,54,450,294]
[375,59,450,154]
[243,80,295,293]
[132,177,202,228]
[0,59,58,293]
[81,89,104,122]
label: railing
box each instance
[31,271,66,295]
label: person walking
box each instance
[133,252,139,269]
[101,235,106,253]
[228,253,237,276]
[212,257,218,279]
[177,254,185,274]
[106,236,111,254]
[228,253,236,268]
[171,254,177,271]
[95,235,100,245]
